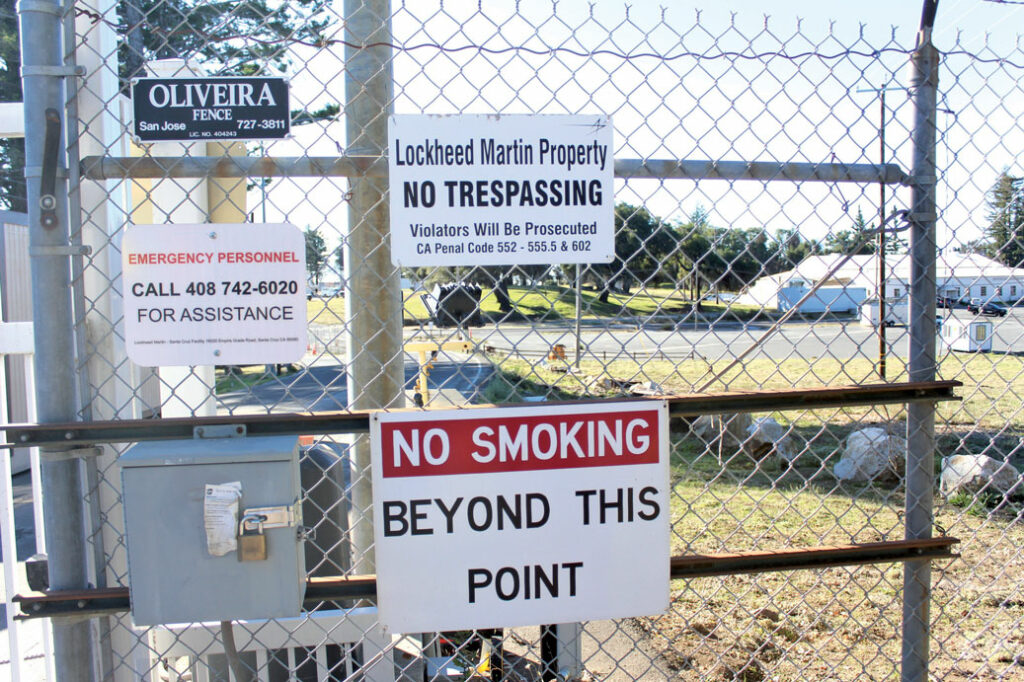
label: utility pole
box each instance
[857,83,905,380]
[857,83,956,383]
[877,87,888,380]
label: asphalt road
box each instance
[473,307,1024,362]
[217,352,494,413]
[216,307,1024,415]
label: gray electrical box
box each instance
[120,435,305,625]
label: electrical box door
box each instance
[120,435,304,625]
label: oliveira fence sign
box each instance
[131,77,290,142]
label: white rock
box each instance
[629,380,666,396]
[708,413,754,465]
[716,413,752,451]
[690,415,714,440]
[744,417,795,462]
[834,427,905,482]
[940,454,1022,497]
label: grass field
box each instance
[481,352,1024,432]
[307,285,765,324]
[227,303,1024,679]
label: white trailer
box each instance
[859,299,909,327]
[941,318,993,352]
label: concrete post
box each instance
[343,0,402,574]
[71,1,141,678]
[145,59,216,419]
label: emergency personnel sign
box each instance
[371,400,669,633]
[388,114,615,267]
[122,223,306,366]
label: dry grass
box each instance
[307,285,765,324]
[483,353,1024,680]
[644,436,1024,681]
[484,353,1024,431]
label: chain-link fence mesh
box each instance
[52,1,1024,680]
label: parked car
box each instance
[966,300,1008,317]
[936,296,958,309]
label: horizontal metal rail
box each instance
[670,537,959,577]
[80,154,388,180]
[14,537,959,620]
[665,380,960,417]
[2,381,959,449]
[80,154,910,184]
[615,159,909,184]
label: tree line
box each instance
[302,202,903,307]
[970,170,1024,267]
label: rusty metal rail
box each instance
[3,381,959,449]
[80,155,910,184]
[15,537,958,620]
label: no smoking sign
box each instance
[371,400,670,633]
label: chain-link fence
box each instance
[11,0,1024,680]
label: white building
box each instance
[740,252,1024,311]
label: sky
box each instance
[254,0,1024,256]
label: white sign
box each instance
[122,223,307,366]
[388,114,615,266]
[371,400,669,633]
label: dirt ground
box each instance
[618,507,1024,682]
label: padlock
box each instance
[238,514,268,562]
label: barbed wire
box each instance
[71,4,1024,71]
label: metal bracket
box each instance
[21,65,85,78]
[23,166,67,179]
[908,212,938,223]
[29,244,91,257]
[17,0,65,17]
[39,108,60,229]
[240,503,298,532]
[193,424,246,439]
[39,446,103,461]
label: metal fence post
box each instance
[344,0,401,573]
[18,0,96,679]
[901,13,940,682]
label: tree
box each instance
[712,227,776,290]
[824,207,876,255]
[591,203,677,303]
[772,228,818,271]
[304,227,326,285]
[117,0,333,82]
[986,171,1024,267]
[0,0,24,212]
